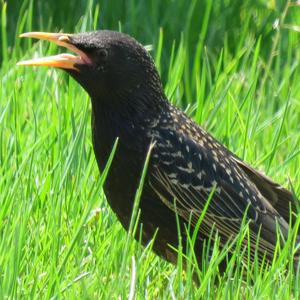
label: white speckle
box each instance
[213,164,217,172]
[160,152,171,157]
[239,192,243,198]
[168,173,177,179]
[229,176,234,183]
[178,165,194,174]
[226,168,232,175]
[174,151,182,158]
[194,185,204,191]
[186,145,190,152]
[213,155,219,162]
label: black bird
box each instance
[18,31,299,270]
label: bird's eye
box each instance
[98,49,108,60]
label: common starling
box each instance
[18,31,299,270]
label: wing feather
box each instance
[149,131,291,261]
[233,157,299,223]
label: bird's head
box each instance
[18,31,163,104]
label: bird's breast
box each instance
[91,106,151,228]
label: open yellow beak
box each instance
[17,32,92,71]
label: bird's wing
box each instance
[232,157,299,224]
[149,131,289,260]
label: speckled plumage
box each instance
[147,104,295,262]
[20,30,299,270]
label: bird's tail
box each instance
[293,236,300,272]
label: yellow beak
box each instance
[17,32,91,71]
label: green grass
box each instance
[1,0,300,298]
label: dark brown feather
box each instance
[233,157,299,224]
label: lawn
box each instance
[1,0,300,299]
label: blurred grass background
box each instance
[3,1,300,70]
[2,0,300,108]
[1,0,300,299]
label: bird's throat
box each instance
[91,96,150,170]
